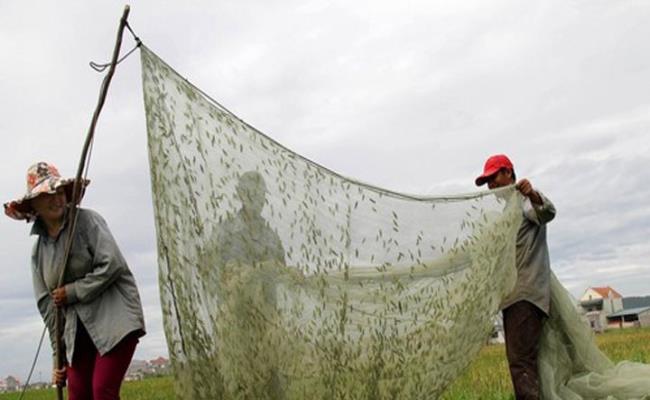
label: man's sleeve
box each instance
[524,191,556,225]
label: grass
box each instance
[440,326,650,400]
[3,327,649,400]
[0,376,174,400]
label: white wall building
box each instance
[579,286,624,332]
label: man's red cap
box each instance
[475,154,514,186]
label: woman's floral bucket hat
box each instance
[4,162,89,221]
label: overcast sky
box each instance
[1,0,649,382]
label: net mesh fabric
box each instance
[540,275,650,399]
[140,46,650,399]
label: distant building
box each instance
[579,286,624,332]
[579,286,650,331]
[125,357,171,381]
[149,357,171,374]
[607,307,650,329]
[125,359,148,381]
[488,314,505,344]
[0,376,21,392]
[27,381,50,390]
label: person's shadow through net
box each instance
[209,171,287,399]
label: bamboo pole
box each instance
[54,5,132,399]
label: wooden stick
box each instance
[54,5,132,400]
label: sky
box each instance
[1,0,649,382]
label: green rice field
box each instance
[3,327,648,400]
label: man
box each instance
[475,154,556,400]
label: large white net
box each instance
[140,46,650,399]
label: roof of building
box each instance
[607,306,650,318]
[589,286,623,299]
[150,357,169,366]
[623,296,650,309]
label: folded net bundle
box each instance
[140,46,650,399]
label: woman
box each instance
[4,162,145,400]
